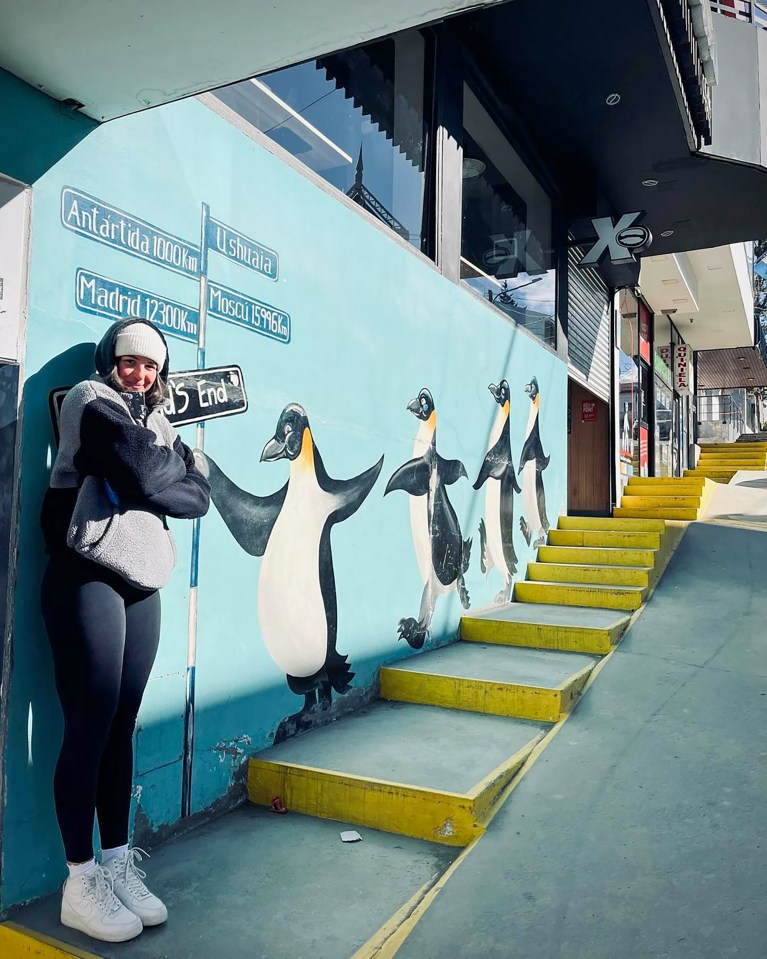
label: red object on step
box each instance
[270,796,288,814]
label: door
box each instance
[568,379,610,514]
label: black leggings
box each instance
[41,551,161,863]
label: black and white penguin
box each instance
[195,404,383,742]
[518,377,550,548]
[385,388,471,649]
[473,379,521,603]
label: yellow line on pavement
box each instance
[0,922,100,959]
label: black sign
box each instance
[48,365,248,445]
[165,366,248,427]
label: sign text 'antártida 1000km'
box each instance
[165,366,249,427]
[75,269,199,343]
[61,187,200,279]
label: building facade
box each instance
[1,0,766,911]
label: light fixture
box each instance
[642,178,659,187]
[462,157,486,179]
[722,306,736,313]
[661,230,674,237]
[672,298,688,303]
[661,278,679,285]
[606,93,621,106]
[737,356,746,360]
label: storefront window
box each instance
[654,314,673,478]
[460,85,556,348]
[619,290,641,475]
[214,32,431,255]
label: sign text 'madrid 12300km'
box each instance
[62,187,200,279]
[75,269,199,343]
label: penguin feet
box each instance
[519,517,532,546]
[457,575,471,610]
[327,654,355,694]
[397,617,428,649]
[494,582,512,605]
[533,533,547,548]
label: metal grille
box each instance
[567,247,611,403]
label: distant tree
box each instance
[755,239,767,331]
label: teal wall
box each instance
[0,69,96,185]
[1,95,567,908]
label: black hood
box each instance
[93,318,171,380]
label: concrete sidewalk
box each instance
[395,521,767,959]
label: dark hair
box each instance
[110,364,170,409]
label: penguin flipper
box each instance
[536,470,550,533]
[478,518,494,574]
[384,456,430,496]
[198,452,287,556]
[438,455,468,486]
[431,485,464,586]
[320,452,384,523]
[500,473,518,575]
[473,450,506,490]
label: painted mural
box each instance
[474,380,520,604]
[385,389,472,649]
[1,93,568,909]
[519,377,551,548]
[196,404,383,741]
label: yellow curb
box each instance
[0,923,101,959]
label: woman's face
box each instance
[116,354,159,392]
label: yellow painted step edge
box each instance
[248,739,539,847]
[528,562,651,587]
[514,581,645,611]
[459,615,619,655]
[379,664,594,722]
[0,922,100,959]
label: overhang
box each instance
[454,1,767,258]
[697,347,767,389]
[0,0,508,121]
[639,244,755,350]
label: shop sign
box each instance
[582,400,597,423]
[674,343,692,395]
[578,212,652,268]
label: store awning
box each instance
[697,347,767,389]
[452,1,767,258]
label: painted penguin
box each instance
[518,377,550,548]
[195,404,383,742]
[473,379,521,604]
[385,388,471,649]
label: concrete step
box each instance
[696,458,766,466]
[622,484,703,497]
[461,602,630,655]
[379,643,597,722]
[528,561,652,588]
[248,701,547,846]
[514,580,646,611]
[557,515,666,533]
[537,544,657,567]
[620,495,702,508]
[549,528,663,549]
[613,507,699,520]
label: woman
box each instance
[40,318,210,943]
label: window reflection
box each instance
[214,34,430,255]
[460,85,556,347]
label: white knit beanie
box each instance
[114,323,167,369]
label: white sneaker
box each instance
[61,866,143,942]
[104,847,168,926]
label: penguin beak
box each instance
[406,398,421,416]
[488,383,501,402]
[260,436,287,462]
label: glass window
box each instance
[460,85,556,347]
[619,289,640,469]
[214,32,431,254]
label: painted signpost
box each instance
[62,184,288,817]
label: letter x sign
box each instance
[578,212,652,268]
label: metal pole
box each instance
[181,202,209,818]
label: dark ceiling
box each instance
[454,0,767,256]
